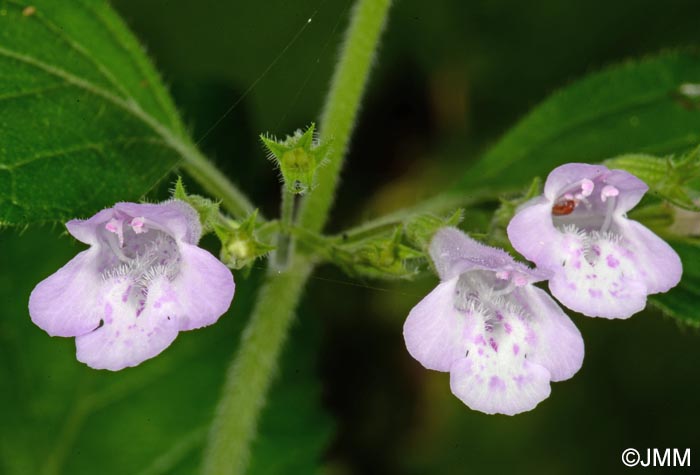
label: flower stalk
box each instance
[275,187,296,269]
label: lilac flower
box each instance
[507,163,682,319]
[29,201,235,371]
[403,228,583,416]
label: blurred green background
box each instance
[1,0,699,474]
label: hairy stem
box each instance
[274,188,296,269]
[298,0,393,233]
[336,190,495,243]
[201,261,313,475]
[201,1,392,474]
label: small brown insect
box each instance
[552,199,576,216]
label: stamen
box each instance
[495,270,510,280]
[105,231,131,263]
[580,179,594,197]
[600,194,616,234]
[512,273,528,287]
[130,217,147,234]
[490,280,515,297]
[600,185,619,202]
[105,218,124,247]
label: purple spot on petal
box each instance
[513,344,520,355]
[104,303,113,324]
[513,374,526,388]
[588,288,603,298]
[489,376,506,391]
[478,348,484,355]
[606,254,619,268]
[474,334,486,346]
[489,337,499,352]
[525,330,536,345]
[504,322,512,334]
[591,245,601,256]
[121,285,132,302]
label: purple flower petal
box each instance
[517,286,584,380]
[76,276,180,371]
[174,243,236,331]
[29,249,103,337]
[617,220,682,294]
[544,163,647,213]
[30,200,235,370]
[65,208,115,245]
[449,356,551,416]
[403,278,473,372]
[508,162,681,319]
[507,199,562,269]
[404,228,583,415]
[114,201,202,244]
[450,297,551,415]
[431,227,549,283]
[543,163,609,199]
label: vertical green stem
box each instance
[201,2,392,474]
[275,187,296,268]
[201,261,313,475]
[299,0,393,233]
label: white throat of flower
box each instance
[551,179,623,263]
[101,217,181,287]
[453,269,530,332]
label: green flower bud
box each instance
[260,123,330,194]
[332,229,425,280]
[215,210,275,270]
[172,177,221,234]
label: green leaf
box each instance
[0,0,196,224]
[0,228,333,475]
[459,51,700,190]
[609,149,700,210]
[650,239,700,327]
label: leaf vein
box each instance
[74,0,185,135]
[5,0,133,102]
[3,137,169,171]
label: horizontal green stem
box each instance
[336,190,495,243]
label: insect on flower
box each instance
[508,163,682,319]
